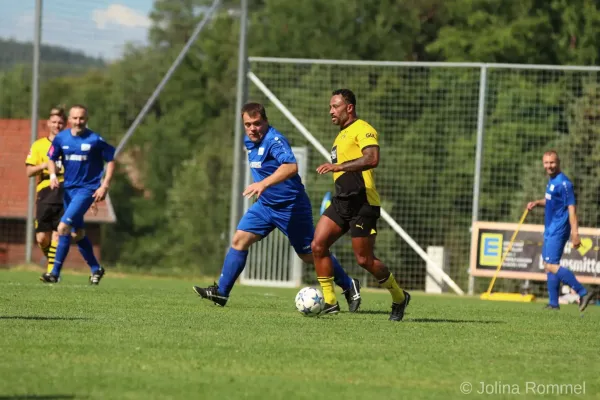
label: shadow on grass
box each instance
[0,396,79,399]
[405,317,504,324]
[357,311,504,324]
[0,316,89,321]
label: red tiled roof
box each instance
[0,119,116,223]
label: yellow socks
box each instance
[317,276,337,305]
[46,240,58,273]
[39,243,50,258]
[379,273,405,304]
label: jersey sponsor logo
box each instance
[81,143,91,151]
[65,154,88,161]
[545,193,552,200]
[249,161,262,168]
[258,147,265,155]
[330,145,338,163]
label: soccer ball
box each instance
[295,287,325,317]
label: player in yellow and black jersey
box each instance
[25,107,67,273]
[311,89,411,321]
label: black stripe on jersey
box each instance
[334,170,366,198]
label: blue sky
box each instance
[0,0,155,60]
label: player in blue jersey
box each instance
[40,105,116,285]
[527,150,595,312]
[193,103,361,313]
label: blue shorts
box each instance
[542,234,569,264]
[237,198,314,254]
[61,187,96,229]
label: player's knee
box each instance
[72,229,85,242]
[56,223,70,236]
[310,240,328,258]
[36,233,50,248]
[544,263,559,273]
[355,254,374,269]
[231,230,254,251]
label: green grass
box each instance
[1,270,599,400]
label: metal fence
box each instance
[246,58,600,295]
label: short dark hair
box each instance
[70,104,88,115]
[49,106,66,121]
[241,102,268,121]
[332,89,356,106]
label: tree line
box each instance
[2,0,600,289]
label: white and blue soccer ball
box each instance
[295,287,324,317]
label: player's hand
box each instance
[316,163,340,174]
[92,185,109,202]
[49,175,60,190]
[243,182,268,199]
[526,201,537,211]
[571,235,581,249]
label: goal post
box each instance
[247,71,465,295]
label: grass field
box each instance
[1,269,599,400]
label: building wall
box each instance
[0,219,102,269]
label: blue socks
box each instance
[51,235,71,277]
[51,235,101,277]
[547,272,560,307]
[216,248,353,296]
[77,236,100,274]
[556,266,587,297]
[217,248,249,296]
[331,253,352,292]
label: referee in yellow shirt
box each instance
[311,89,411,321]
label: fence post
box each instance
[25,0,43,264]
[229,0,249,244]
[469,64,488,295]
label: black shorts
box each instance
[35,203,64,233]
[323,194,380,237]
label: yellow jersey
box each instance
[330,119,381,206]
[25,137,64,204]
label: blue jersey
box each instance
[48,128,115,190]
[245,126,305,206]
[544,172,575,238]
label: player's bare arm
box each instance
[526,198,546,210]
[93,160,115,202]
[47,160,60,189]
[26,162,49,177]
[316,146,379,174]
[567,205,581,249]
[243,163,298,198]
